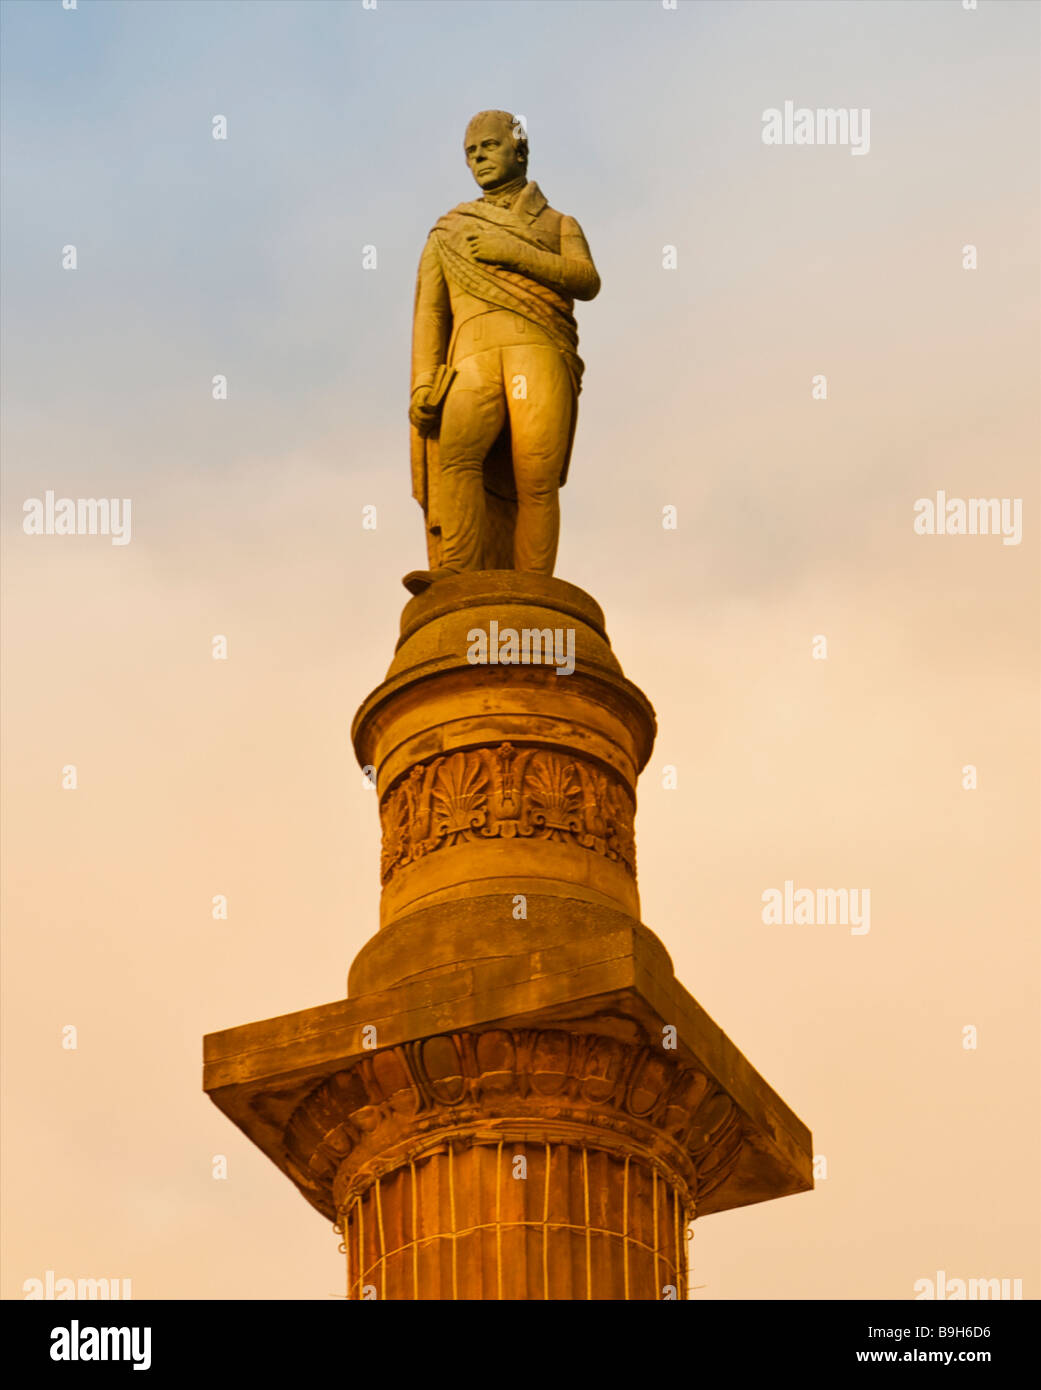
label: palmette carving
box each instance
[432,750,488,842]
[379,741,637,883]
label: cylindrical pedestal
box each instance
[350,572,657,993]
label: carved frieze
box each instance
[379,742,637,883]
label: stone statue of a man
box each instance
[404,110,600,594]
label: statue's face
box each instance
[464,115,524,191]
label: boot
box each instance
[402,567,458,596]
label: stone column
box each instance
[291,1026,740,1300]
[203,574,813,1301]
[331,575,734,1299]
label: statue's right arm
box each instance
[411,238,452,399]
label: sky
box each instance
[2,0,1038,1300]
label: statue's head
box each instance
[464,110,528,191]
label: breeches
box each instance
[437,344,575,574]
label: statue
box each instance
[404,110,601,595]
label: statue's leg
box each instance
[503,346,574,575]
[437,350,507,572]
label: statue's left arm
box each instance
[470,216,601,301]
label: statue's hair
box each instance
[465,110,529,166]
